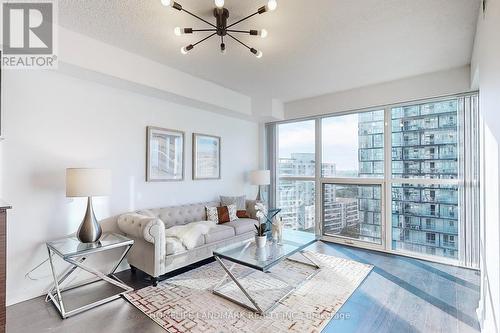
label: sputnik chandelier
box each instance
[161,0,277,58]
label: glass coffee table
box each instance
[212,229,319,315]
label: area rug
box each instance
[124,252,372,333]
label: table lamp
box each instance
[249,170,270,202]
[66,168,111,243]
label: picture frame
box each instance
[146,126,185,182]
[192,133,221,180]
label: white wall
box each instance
[285,66,471,119]
[58,27,253,117]
[1,69,259,305]
[471,1,500,332]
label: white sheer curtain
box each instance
[460,94,480,268]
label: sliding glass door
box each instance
[268,93,479,267]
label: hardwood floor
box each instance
[6,241,480,333]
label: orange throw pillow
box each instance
[236,210,250,218]
[217,206,230,223]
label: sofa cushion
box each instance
[204,224,235,244]
[224,218,256,235]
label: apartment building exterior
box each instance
[358,101,460,258]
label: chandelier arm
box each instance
[181,8,217,28]
[226,11,259,29]
[192,29,218,32]
[192,32,217,47]
[226,29,252,34]
[226,33,252,50]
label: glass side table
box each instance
[46,232,134,318]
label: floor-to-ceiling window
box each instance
[268,93,479,267]
[321,110,385,245]
[276,120,316,232]
[390,99,461,259]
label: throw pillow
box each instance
[206,204,238,224]
[227,204,238,221]
[217,206,230,223]
[236,210,250,218]
[206,206,219,223]
[220,195,246,210]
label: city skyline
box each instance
[277,99,460,259]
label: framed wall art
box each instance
[146,126,185,181]
[192,133,221,180]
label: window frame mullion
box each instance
[315,118,322,238]
[384,106,392,251]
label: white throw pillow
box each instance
[206,206,219,223]
[227,204,238,221]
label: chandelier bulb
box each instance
[260,29,268,38]
[174,27,182,36]
[215,0,224,9]
[161,0,173,7]
[266,0,277,11]
[251,48,263,58]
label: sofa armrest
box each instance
[245,199,259,220]
[117,213,164,242]
[117,213,166,276]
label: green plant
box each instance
[254,223,268,236]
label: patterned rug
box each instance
[125,252,372,333]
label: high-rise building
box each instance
[323,197,359,235]
[279,101,459,259]
[278,153,336,231]
[355,111,385,243]
[358,101,460,259]
[278,153,361,235]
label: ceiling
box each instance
[58,0,480,102]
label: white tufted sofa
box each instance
[114,200,258,284]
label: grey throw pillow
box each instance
[220,195,246,210]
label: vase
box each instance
[255,235,267,248]
[256,247,267,261]
[272,216,284,245]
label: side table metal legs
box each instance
[46,244,133,318]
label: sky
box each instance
[278,115,360,171]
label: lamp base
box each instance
[77,197,102,243]
[256,186,262,202]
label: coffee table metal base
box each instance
[212,251,320,315]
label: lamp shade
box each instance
[66,168,112,197]
[249,170,270,186]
